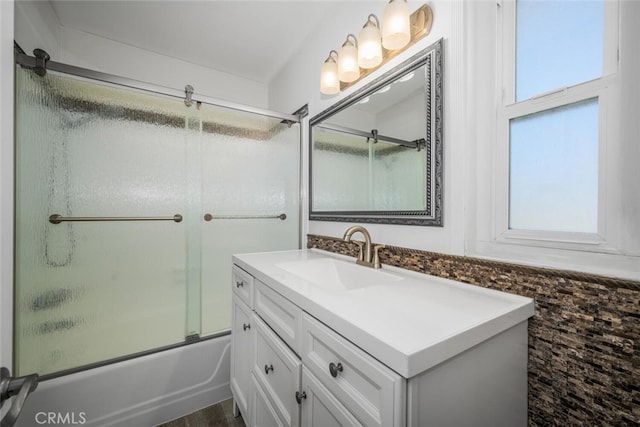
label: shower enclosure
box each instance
[13,60,301,378]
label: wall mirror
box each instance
[309,38,443,226]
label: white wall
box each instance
[618,0,640,256]
[13,0,60,58]
[270,1,640,280]
[57,27,268,108]
[269,1,466,255]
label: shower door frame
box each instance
[11,51,305,379]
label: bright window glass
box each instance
[509,98,599,233]
[516,0,604,101]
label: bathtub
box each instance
[15,335,232,426]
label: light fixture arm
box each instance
[364,14,380,29]
[326,50,339,63]
[343,34,358,48]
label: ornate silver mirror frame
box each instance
[309,38,443,226]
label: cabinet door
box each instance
[231,294,253,424]
[251,374,285,427]
[253,314,301,427]
[300,367,363,427]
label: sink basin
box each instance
[276,257,402,290]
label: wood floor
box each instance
[158,398,245,427]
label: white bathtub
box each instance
[15,335,232,426]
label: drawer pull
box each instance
[329,362,344,378]
[236,281,244,288]
[264,364,274,375]
[295,391,307,404]
[242,323,250,331]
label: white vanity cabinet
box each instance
[231,266,402,427]
[230,250,535,427]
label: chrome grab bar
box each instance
[49,214,183,224]
[203,213,286,221]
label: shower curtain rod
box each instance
[15,52,299,123]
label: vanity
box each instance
[230,248,534,427]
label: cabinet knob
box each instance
[329,362,343,378]
[264,364,274,375]
[295,391,307,404]
[236,281,244,288]
[242,323,250,331]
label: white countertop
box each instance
[233,248,535,378]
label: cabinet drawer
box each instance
[232,265,254,308]
[301,314,405,427]
[253,314,301,427]
[255,279,303,355]
[251,373,285,427]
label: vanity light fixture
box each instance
[319,3,432,95]
[338,34,360,83]
[358,14,383,69]
[320,50,340,95]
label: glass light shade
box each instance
[338,43,360,83]
[320,59,340,95]
[382,0,411,50]
[358,24,383,69]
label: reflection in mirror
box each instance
[310,38,443,226]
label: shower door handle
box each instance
[203,213,286,221]
[49,214,183,224]
[0,367,39,427]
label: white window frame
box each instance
[495,0,621,254]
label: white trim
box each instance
[0,0,15,371]
[494,0,621,253]
[467,0,640,279]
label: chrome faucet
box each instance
[343,225,385,269]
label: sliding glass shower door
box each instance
[14,66,299,376]
[199,104,300,336]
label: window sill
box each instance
[472,240,640,282]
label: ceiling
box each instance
[49,1,338,84]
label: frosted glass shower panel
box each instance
[14,68,189,376]
[200,105,300,335]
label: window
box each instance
[509,98,599,233]
[497,0,618,247]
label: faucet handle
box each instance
[372,244,385,269]
[352,241,365,262]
